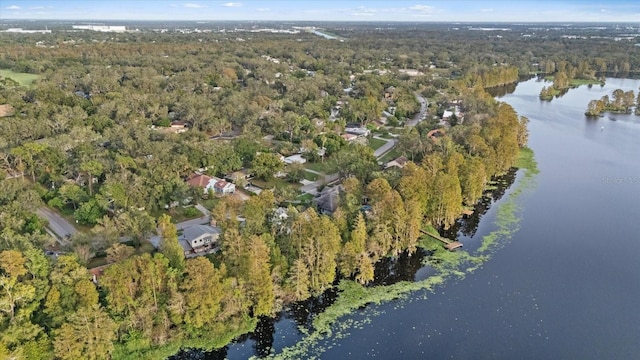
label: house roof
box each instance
[386,156,409,169]
[181,225,221,243]
[314,185,343,214]
[214,180,232,189]
[187,174,213,189]
[283,154,306,164]
[0,104,15,117]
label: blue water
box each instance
[192,78,640,359]
[317,77,640,359]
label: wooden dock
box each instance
[420,229,463,251]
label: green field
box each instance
[302,170,319,181]
[378,148,401,163]
[368,137,388,151]
[305,161,333,174]
[0,69,39,87]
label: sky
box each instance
[1,0,640,22]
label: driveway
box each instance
[373,139,397,159]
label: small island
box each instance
[539,65,605,101]
[584,88,639,116]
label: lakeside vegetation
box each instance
[585,88,639,116]
[0,20,637,359]
[539,62,606,100]
[269,147,539,359]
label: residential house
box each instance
[314,185,343,215]
[442,107,463,122]
[187,173,215,193]
[385,156,409,169]
[283,154,307,165]
[384,86,396,100]
[271,207,290,234]
[341,133,358,142]
[427,129,445,140]
[345,126,371,137]
[0,104,15,117]
[170,121,188,133]
[214,179,235,194]
[178,224,222,258]
[187,173,234,195]
[226,169,252,184]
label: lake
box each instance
[317,77,640,359]
[178,77,640,359]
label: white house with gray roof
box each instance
[178,224,221,258]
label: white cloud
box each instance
[223,2,242,7]
[351,6,377,16]
[184,3,205,8]
[480,8,494,13]
[352,12,375,17]
[6,5,21,10]
[409,4,435,13]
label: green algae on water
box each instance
[265,148,539,360]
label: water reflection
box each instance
[443,167,518,239]
[175,77,528,360]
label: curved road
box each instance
[406,92,428,127]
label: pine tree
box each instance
[158,214,184,271]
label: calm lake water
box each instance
[177,77,640,359]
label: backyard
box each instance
[0,69,40,87]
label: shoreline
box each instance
[171,147,539,359]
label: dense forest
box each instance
[1,22,639,359]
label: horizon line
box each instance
[2,18,640,24]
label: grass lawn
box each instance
[368,137,388,151]
[378,148,401,163]
[297,193,314,202]
[569,78,605,87]
[87,257,108,269]
[302,170,319,181]
[305,161,333,174]
[149,206,203,223]
[375,132,395,139]
[137,240,157,254]
[0,69,39,87]
[200,197,221,211]
[252,176,300,190]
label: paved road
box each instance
[37,207,78,239]
[406,92,428,127]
